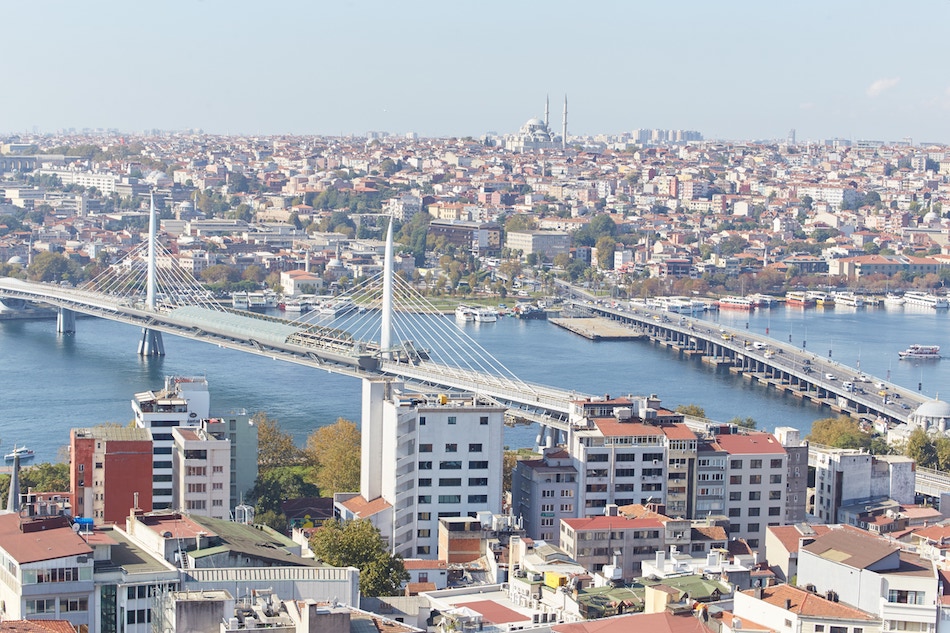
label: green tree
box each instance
[310,519,409,596]
[242,265,265,284]
[248,466,319,531]
[27,251,82,283]
[807,416,872,450]
[905,428,937,468]
[729,417,757,430]
[675,404,706,418]
[595,236,616,270]
[304,418,361,498]
[255,412,304,470]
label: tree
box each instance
[595,236,616,270]
[310,519,409,596]
[806,416,872,450]
[27,251,82,284]
[905,428,937,468]
[675,404,706,418]
[304,418,361,497]
[728,416,757,430]
[255,412,304,470]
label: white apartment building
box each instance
[172,427,231,520]
[131,376,209,510]
[349,378,505,559]
[811,447,916,523]
[38,168,118,194]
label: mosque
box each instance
[504,95,567,153]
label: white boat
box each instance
[748,294,778,308]
[883,293,905,306]
[319,298,357,316]
[716,296,755,311]
[455,305,475,322]
[902,291,949,309]
[806,291,834,306]
[4,445,34,462]
[899,344,941,360]
[247,291,278,309]
[833,292,864,308]
[231,292,250,309]
[474,307,497,323]
[283,300,311,313]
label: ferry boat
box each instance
[785,291,816,307]
[455,305,475,322]
[806,291,834,307]
[717,296,755,311]
[883,293,905,306]
[833,292,864,308]
[319,298,357,316]
[231,292,250,309]
[283,300,311,313]
[247,291,279,310]
[4,445,34,462]
[902,291,949,309]
[899,344,941,360]
[748,294,778,308]
[474,307,498,323]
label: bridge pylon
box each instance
[139,192,165,356]
[56,307,75,334]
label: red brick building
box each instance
[70,426,153,525]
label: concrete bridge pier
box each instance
[138,328,165,356]
[57,308,76,333]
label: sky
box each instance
[3,1,950,143]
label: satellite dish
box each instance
[72,523,81,532]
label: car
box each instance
[825,373,836,380]
[900,403,910,410]
[803,359,811,365]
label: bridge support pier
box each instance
[138,328,165,356]
[57,308,75,334]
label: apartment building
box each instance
[342,378,505,559]
[511,447,579,542]
[70,426,153,525]
[811,446,915,523]
[559,511,665,580]
[172,427,230,520]
[131,376,209,510]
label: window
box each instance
[187,483,206,493]
[469,478,488,486]
[468,443,482,452]
[729,475,742,484]
[728,508,741,517]
[560,503,573,512]
[419,416,426,425]
[747,507,760,517]
[419,478,432,487]
[749,475,762,485]
[561,489,574,497]
[445,443,458,452]
[212,482,223,490]
[769,507,781,516]
[730,459,743,469]
[770,458,783,468]
[540,518,555,527]
[542,489,555,497]
[440,460,462,469]
[616,453,636,462]
[747,523,759,532]
[729,491,742,501]
[212,499,223,506]
[420,444,432,452]
[186,500,206,510]
[615,468,636,477]
[750,459,762,469]
[417,546,430,555]
[439,478,462,486]
[185,466,206,476]
[469,461,488,469]
[480,416,488,425]
[418,512,431,521]
[829,628,847,633]
[419,461,432,470]
[418,495,431,504]
[417,529,431,538]
[63,598,88,612]
[770,474,783,484]
[79,463,84,472]
[468,494,488,503]
[888,589,926,605]
[747,539,759,548]
[438,495,461,503]
[588,453,609,462]
[748,491,761,500]
[769,490,782,500]
[729,524,741,533]
[448,416,457,425]
[541,504,554,512]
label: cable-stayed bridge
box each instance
[0,207,583,431]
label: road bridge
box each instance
[569,299,920,427]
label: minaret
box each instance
[544,94,550,129]
[562,95,568,149]
[6,453,20,512]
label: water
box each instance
[2,304,949,463]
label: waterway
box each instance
[2,302,949,463]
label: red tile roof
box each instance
[591,419,664,438]
[553,611,715,633]
[339,495,392,518]
[0,514,92,565]
[712,432,786,455]
[562,516,664,531]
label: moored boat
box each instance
[474,307,497,323]
[4,445,34,462]
[883,293,905,306]
[902,291,949,309]
[716,296,755,311]
[785,291,816,307]
[319,298,357,316]
[455,305,475,322]
[899,344,941,360]
[833,292,865,308]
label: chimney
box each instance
[785,598,792,610]
[753,586,763,600]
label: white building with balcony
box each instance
[172,427,231,520]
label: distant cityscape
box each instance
[4,104,950,632]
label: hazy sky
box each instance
[4,1,949,143]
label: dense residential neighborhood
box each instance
[7,126,950,632]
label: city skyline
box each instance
[4,1,950,143]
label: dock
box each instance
[549,316,646,341]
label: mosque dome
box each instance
[923,210,938,224]
[6,255,25,265]
[914,399,950,419]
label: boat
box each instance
[513,304,547,320]
[748,294,778,308]
[319,298,357,316]
[833,292,864,308]
[455,305,475,322]
[785,291,816,307]
[902,291,949,309]
[474,307,497,323]
[231,292,250,309]
[716,296,755,311]
[899,344,941,360]
[883,293,905,306]
[4,445,34,462]
[806,291,834,307]
[283,300,311,313]
[247,291,279,310]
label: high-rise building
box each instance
[70,426,153,525]
[200,416,258,511]
[172,427,231,520]
[131,376,209,510]
[339,378,505,558]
